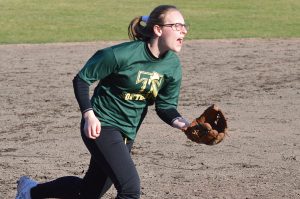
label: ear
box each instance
[153,25,163,37]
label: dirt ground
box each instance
[0,39,299,199]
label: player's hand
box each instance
[172,117,190,130]
[83,110,101,139]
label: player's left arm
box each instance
[155,66,189,130]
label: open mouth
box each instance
[177,38,183,45]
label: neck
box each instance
[148,39,167,58]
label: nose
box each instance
[181,26,188,35]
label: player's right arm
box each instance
[73,47,119,139]
[73,75,101,139]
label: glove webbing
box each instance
[194,121,211,136]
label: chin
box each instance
[172,46,182,53]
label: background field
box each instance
[0,0,300,44]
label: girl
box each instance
[16,4,189,199]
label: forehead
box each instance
[163,10,185,23]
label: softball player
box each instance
[16,4,189,199]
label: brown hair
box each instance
[128,5,178,41]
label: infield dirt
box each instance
[0,39,299,198]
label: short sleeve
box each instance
[78,47,119,85]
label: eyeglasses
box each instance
[159,23,189,31]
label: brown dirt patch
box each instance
[0,39,299,198]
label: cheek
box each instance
[167,36,181,50]
[162,33,177,46]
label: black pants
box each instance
[31,121,140,199]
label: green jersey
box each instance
[78,40,182,140]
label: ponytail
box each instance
[128,16,151,41]
[128,5,178,41]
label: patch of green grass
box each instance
[184,0,300,39]
[0,0,299,44]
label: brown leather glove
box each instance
[183,104,228,145]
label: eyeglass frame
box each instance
[158,23,189,31]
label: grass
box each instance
[0,0,299,44]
